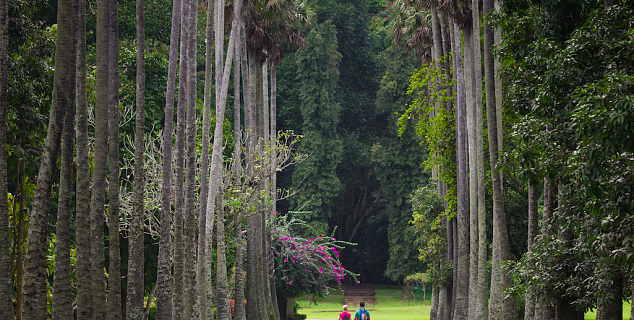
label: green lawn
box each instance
[296,284,631,320]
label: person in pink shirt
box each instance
[339,305,352,320]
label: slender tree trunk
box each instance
[244,48,258,320]
[203,2,216,318]
[183,0,198,317]
[484,0,515,316]
[430,261,439,320]
[494,0,503,193]
[524,182,538,320]
[208,0,238,315]
[126,0,146,316]
[107,0,122,316]
[473,0,488,318]
[464,14,479,320]
[16,157,25,320]
[234,222,246,320]
[76,0,94,317]
[0,0,11,317]
[452,16,469,320]
[438,284,447,320]
[444,216,454,320]
[21,0,74,316]
[0,3,8,318]
[156,0,182,317]
[197,0,213,317]
[91,1,111,319]
[216,189,231,320]
[539,179,556,320]
[173,0,191,316]
[52,1,78,317]
[270,64,277,211]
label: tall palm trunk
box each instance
[484,0,515,318]
[156,0,182,317]
[52,1,78,317]
[472,1,488,319]
[464,12,479,320]
[107,0,123,317]
[76,0,94,317]
[453,16,469,320]
[198,0,213,318]
[0,0,9,316]
[524,182,538,320]
[269,63,281,320]
[126,0,146,316]
[173,0,191,316]
[209,0,239,317]
[183,0,199,317]
[90,1,112,319]
[21,0,73,316]
[246,47,263,320]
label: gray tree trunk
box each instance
[197,0,213,317]
[156,0,182,317]
[234,222,246,320]
[524,182,538,320]
[0,0,9,317]
[76,0,94,316]
[173,0,190,316]
[494,0,503,193]
[107,0,122,316]
[52,1,77,317]
[126,0,146,317]
[90,1,111,318]
[463,14,479,320]
[183,0,198,317]
[444,216,454,320]
[453,16,469,320]
[438,285,446,320]
[216,189,231,320]
[484,0,515,318]
[539,179,556,320]
[21,0,73,316]
[473,0,489,318]
[430,262,439,320]
[246,48,263,320]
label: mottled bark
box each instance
[126,0,146,316]
[76,0,94,317]
[22,0,74,316]
[52,1,77,316]
[493,0,503,193]
[90,1,111,318]
[208,0,239,317]
[183,0,198,317]
[197,0,213,317]
[0,0,11,317]
[473,0,488,318]
[484,0,514,318]
[233,222,246,320]
[524,182,538,320]
[107,0,122,316]
[216,189,231,320]
[438,284,446,320]
[453,15,469,320]
[173,0,190,316]
[430,262,439,319]
[156,0,182,317]
[444,216,454,320]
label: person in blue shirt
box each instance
[353,301,370,320]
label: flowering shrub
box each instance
[272,213,355,299]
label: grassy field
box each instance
[295,284,631,320]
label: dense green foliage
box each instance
[501,0,634,311]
